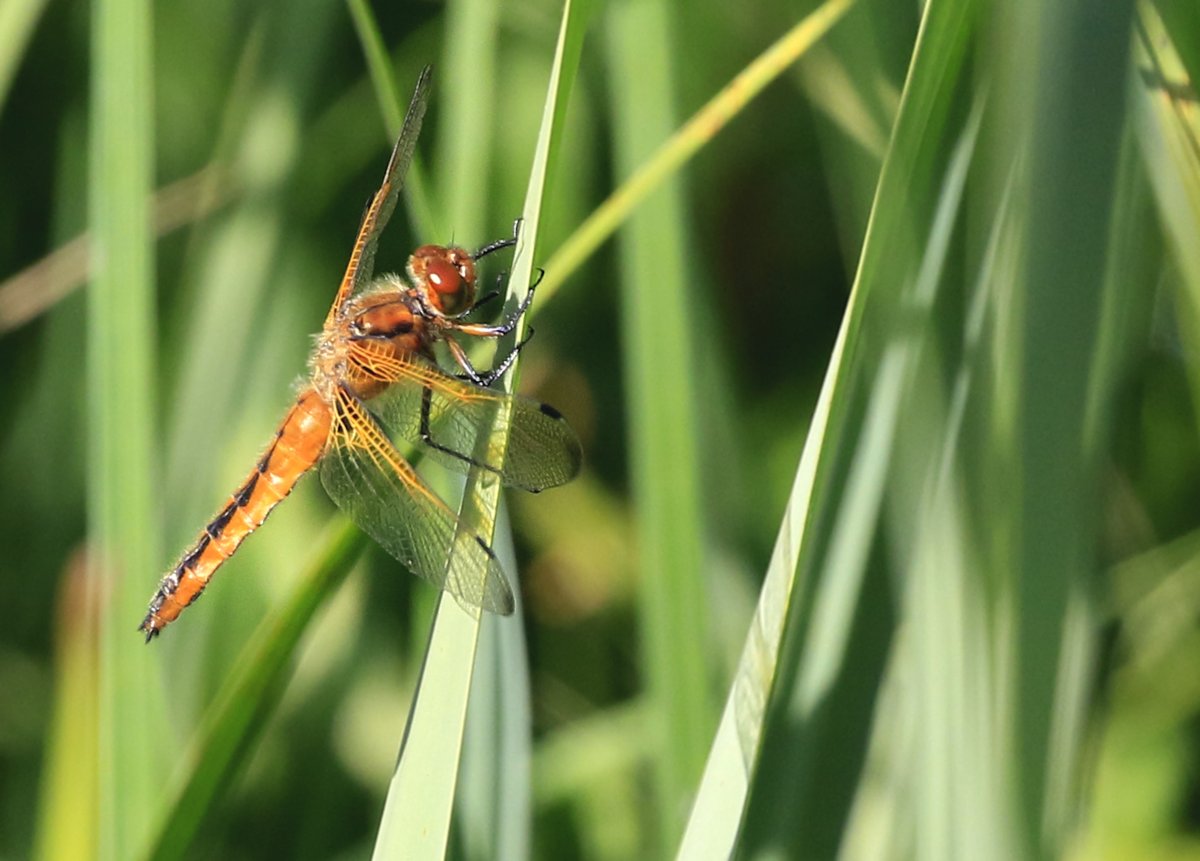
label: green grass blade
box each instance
[737,0,981,854]
[454,1,593,840]
[33,560,99,861]
[140,523,365,861]
[999,3,1136,851]
[603,1,714,846]
[840,3,1142,859]
[371,597,485,860]
[457,517,533,861]
[678,292,851,858]
[1035,134,1156,847]
[838,122,1015,861]
[346,0,405,134]
[370,3,583,855]
[88,0,168,856]
[346,0,439,237]
[437,0,501,243]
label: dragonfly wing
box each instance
[320,384,514,615]
[348,341,582,492]
[328,66,432,319]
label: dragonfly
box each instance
[141,66,581,640]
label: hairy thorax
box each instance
[311,275,443,404]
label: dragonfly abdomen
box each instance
[139,389,332,640]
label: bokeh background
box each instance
[3,0,1200,858]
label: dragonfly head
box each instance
[407,244,477,317]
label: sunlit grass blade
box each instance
[678,289,851,858]
[863,150,1019,861]
[139,523,364,861]
[679,25,917,846]
[456,5,592,846]
[88,0,168,856]
[737,0,982,854]
[0,0,48,114]
[371,2,584,855]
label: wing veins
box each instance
[321,386,513,614]
[327,66,432,322]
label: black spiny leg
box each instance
[453,268,543,340]
[419,384,503,477]
[444,337,487,387]
[447,327,535,387]
[463,286,501,317]
[472,218,523,262]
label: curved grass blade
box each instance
[370,2,586,856]
[734,0,983,853]
[677,293,850,858]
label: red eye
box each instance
[426,258,463,296]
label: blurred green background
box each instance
[3,0,1200,858]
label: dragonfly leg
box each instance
[453,269,543,339]
[465,285,502,315]
[472,218,523,262]
[445,329,535,388]
[444,336,486,386]
[419,384,503,477]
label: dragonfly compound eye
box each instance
[410,245,476,315]
[426,257,464,296]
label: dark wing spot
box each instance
[538,402,564,420]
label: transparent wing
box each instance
[347,340,583,492]
[320,384,514,615]
[327,66,432,320]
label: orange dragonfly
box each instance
[141,66,581,640]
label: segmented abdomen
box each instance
[140,388,332,640]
